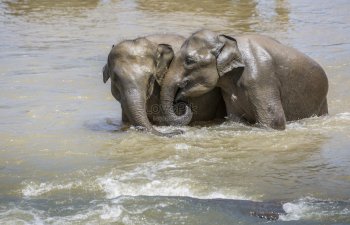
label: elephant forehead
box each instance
[185,39,209,50]
[114,53,153,69]
[131,63,153,74]
[115,51,155,67]
[185,48,212,62]
[186,32,218,49]
[183,39,214,60]
[129,45,153,56]
[115,40,155,58]
[116,60,153,75]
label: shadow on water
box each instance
[0,196,286,223]
[1,195,350,224]
[83,117,126,132]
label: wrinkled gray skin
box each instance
[103,34,226,136]
[161,29,328,130]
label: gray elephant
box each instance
[102,34,226,136]
[161,29,328,130]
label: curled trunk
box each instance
[124,89,182,137]
[160,59,193,126]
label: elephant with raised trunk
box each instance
[161,29,328,130]
[103,34,226,136]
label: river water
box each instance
[1,0,350,224]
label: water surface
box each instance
[1,0,350,224]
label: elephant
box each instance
[160,29,328,130]
[102,34,226,136]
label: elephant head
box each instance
[103,37,183,136]
[160,29,244,125]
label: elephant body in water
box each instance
[160,30,328,130]
[102,34,226,136]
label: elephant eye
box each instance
[185,57,197,66]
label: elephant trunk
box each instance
[160,59,193,126]
[124,88,182,137]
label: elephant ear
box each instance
[155,44,175,85]
[103,46,115,83]
[214,35,244,77]
[102,64,110,83]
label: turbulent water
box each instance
[1,0,350,224]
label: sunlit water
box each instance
[1,0,350,224]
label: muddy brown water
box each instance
[1,0,350,224]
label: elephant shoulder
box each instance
[239,34,281,45]
[238,58,276,90]
[238,68,259,89]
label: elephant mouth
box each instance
[174,87,191,115]
[175,80,194,102]
[175,87,187,102]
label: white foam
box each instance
[96,160,181,199]
[98,176,194,199]
[0,207,46,225]
[279,197,350,221]
[99,205,123,221]
[0,203,125,224]
[175,143,191,150]
[97,160,250,200]
[286,121,307,130]
[335,112,350,120]
[22,181,82,197]
[279,201,309,221]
